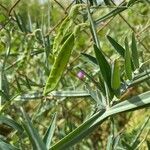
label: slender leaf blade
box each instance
[130,116,150,148]
[87,6,100,48]
[21,108,47,150]
[0,116,23,134]
[81,53,98,65]
[43,113,57,149]
[107,35,125,57]
[95,2,127,24]
[93,44,111,87]
[124,37,132,80]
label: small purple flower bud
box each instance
[77,71,85,79]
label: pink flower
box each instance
[77,71,85,79]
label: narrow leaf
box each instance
[43,113,57,149]
[87,6,100,48]
[81,53,98,65]
[124,37,132,80]
[93,44,111,87]
[107,35,125,57]
[133,69,150,80]
[21,108,47,150]
[14,91,90,101]
[95,2,127,24]
[14,12,24,32]
[129,72,150,88]
[51,91,90,97]
[0,116,23,134]
[106,135,113,150]
[96,0,139,24]
[130,116,150,148]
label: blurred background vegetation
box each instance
[0,0,150,149]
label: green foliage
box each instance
[0,0,149,149]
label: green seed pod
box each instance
[111,59,121,90]
[52,17,70,55]
[44,33,75,95]
[124,37,132,80]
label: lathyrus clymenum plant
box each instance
[39,3,150,149]
[0,2,149,150]
[42,3,150,149]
